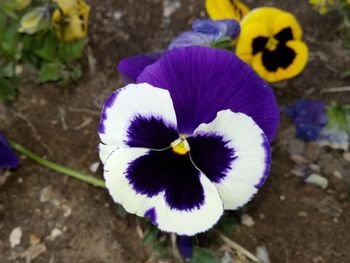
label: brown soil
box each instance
[1,0,350,262]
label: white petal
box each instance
[154,174,223,236]
[98,143,117,165]
[193,110,271,210]
[104,147,223,236]
[103,147,156,217]
[99,83,177,147]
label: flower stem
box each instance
[9,140,106,188]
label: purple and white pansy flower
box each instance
[99,46,279,236]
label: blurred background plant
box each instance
[310,0,350,47]
[0,0,90,101]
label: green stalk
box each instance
[9,140,106,188]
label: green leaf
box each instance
[142,227,159,246]
[0,78,16,100]
[38,62,62,83]
[1,23,19,57]
[116,205,127,218]
[33,33,58,62]
[70,65,82,81]
[218,216,238,236]
[59,39,86,62]
[190,247,221,263]
[0,11,6,32]
[211,36,234,50]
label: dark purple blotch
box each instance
[126,114,178,149]
[126,149,204,211]
[188,133,236,183]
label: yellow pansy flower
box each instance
[52,0,90,42]
[205,0,249,21]
[309,0,335,15]
[236,7,308,83]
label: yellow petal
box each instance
[205,0,249,21]
[273,12,302,40]
[54,0,78,15]
[236,23,269,64]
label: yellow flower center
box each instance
[266,37,279,51]
[171,136,190,155]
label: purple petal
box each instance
[137,46,279,142]
[177,236,193,260]
[117,52,162,84]
[192,19,240,40]
[168,31,215,50]
[285,99,328,141]
[0,132,20,169]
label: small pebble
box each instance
[259,213,266,220]
[305,174,328,189]
[9,227,22,248]
[89,162,100,173]
[40,186,53,203]
[280,195,286,201]
[309,163,320,172]
[343,152,350,162]
[290,155,308,164]
[241,214,255,227]
[256,246,271,263]
[49,228,63,241]
[333,170,343,179]
[113,11,123,20]
[297,211,308,217]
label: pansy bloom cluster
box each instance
[236,7,308,83]
[99,46,279,235]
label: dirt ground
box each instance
[1,0,350,262]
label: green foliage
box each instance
[217,215,238,236]
[327,102,350,131]
[143,227,160,246]
[189,247,221,263]
[0,1,88,101]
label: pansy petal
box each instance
[137,46,279,143]
[168,31,215,50]
[205,0,249,21]
[192,19,240,40]
[0,132,20,169]
[103,147,156,216]
[99,83,178,150]
[104,147,224,236]
[118,53,162,84]
[191,110,271,210]
[154,174,223,236]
